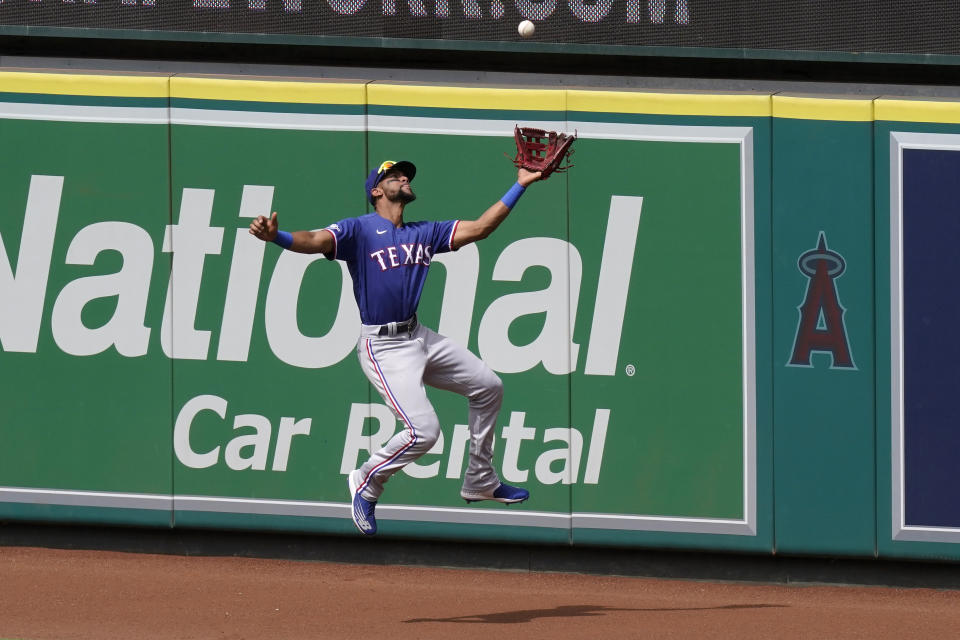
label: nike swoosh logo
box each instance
[376,229,388,235]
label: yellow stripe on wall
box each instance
[171,76,367,104]
[0,71,168,98]
[368,83,565,111]
[567,89,771,117]
[875,97,960,124]
[773,95,874,122]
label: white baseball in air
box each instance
[518,19,535,37]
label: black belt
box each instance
[378,315,418,336]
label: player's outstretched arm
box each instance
[249,212,334,254]
[451,168,541,249]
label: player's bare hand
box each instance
[249,212,279,242]
[518,168,542,187]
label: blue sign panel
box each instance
[902,147,960,528]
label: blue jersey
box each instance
[325,212,459,325]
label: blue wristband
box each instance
[500,182,526,209]
[273,230,293,249]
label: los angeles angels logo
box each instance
[788,232,856,369]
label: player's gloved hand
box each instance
[249,211,279,242]
[511,126,576,181]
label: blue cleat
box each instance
[348,471,377,535]
[460,482,530,504]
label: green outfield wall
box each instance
[771,95,876,557]
[1,70,959,562]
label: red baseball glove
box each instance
[510,125,576,179]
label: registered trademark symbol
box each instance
[625,364,636,377]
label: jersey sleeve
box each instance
[323,217,359,261]
[431,219,461,255]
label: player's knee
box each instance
[419,429,441,451]
[416,429,440,453]
[411,415,442,451]
[489,372,504,398]
[473,368,503,401]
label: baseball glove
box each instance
[510,125,576,179]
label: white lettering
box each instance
[432,244,479,347]
[174,394,226,469]
[265,251,359,368]
[225,413,272,471]
[161,188,224,360]
[175,394,314,472]
[584,196,642,375]
[272,416,313,471]
[335,404,608,486]
[583,408,610,484]
[478,238,581,374]
[534,427,583,485]
[0,175,63,353]
[2,175,636,378]
[500,411,535,482]
[369,249,387,270]
[217,185,273,362]
[51,221,154,357]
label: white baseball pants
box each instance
[352,322,503,502]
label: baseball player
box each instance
[249,159,542,535]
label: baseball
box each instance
[518,19,535,37]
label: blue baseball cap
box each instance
[365,160,416,204]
